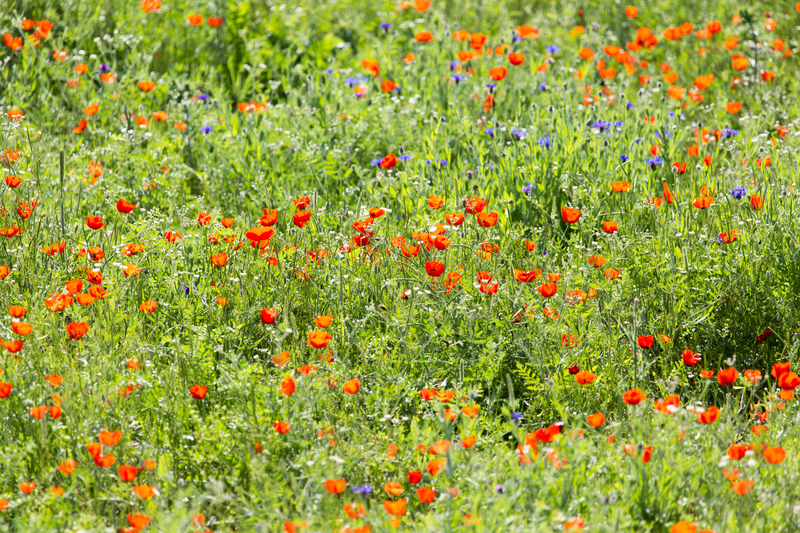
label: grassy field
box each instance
[2,0,800,531]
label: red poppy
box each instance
[537,282,557,297]
[425,261,445,278]
[189,385,207,399]
[260,308,278,324]
[561,207,581,223]
[489,67,507,81]
[343,378,361,394]
[718,368,738,386]
[66,321,89,340]
[274,421,291,434]
[324,478,346,494]
[623,388,646,405]
[308,331,332,349]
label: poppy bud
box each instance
[568,365,580,374]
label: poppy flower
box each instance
[324,478,346,494]
[343,378,361,394]
[139,300,157,314]
[602,221,618,234]
[489,67,507,81]
[469,33,487,50]
[771,361,790,379]
[261,308,279,324]
[383,481,405,496]
[476,211,498,227]
[208,16,223,27]
[281,375,295,396]
[0,382,11,398]
[636,335,654,349]
[561,207,581,223]
[381,80,397,93]
[693,186,714,209]
[425,261,445,278]
[427,458,445,476]
[537,282,557,297]
[189,385,207,399]
[408,471,422,484]
[778,372,800,390]
[574,371,595,385]
[681,349,701,366]
[697,406,719,424]
[383,499,407,516]
[360,59,379,77]
[415,31,434,42]
[731,479,754,495]
[137,81,156,92]
[416,487,435,503]
[98,429,122,446]
[19,482,35,494]
[274,421,291,434]
[587,413,605,427]
[66,321,89,340]
[133,485,157,499]
[308,331,332,349]
[86,216,104,230]
[293,210,311,228]
[763,446,785,464]
[508,52,525,65]
[210,252,228,267]
[127,514,151,530]
[116,198,137,213]
[726,102,742,114]
[623,388,646,405]
[718,367,739,386]
[119,465,137,481]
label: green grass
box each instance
[1,1,800,531]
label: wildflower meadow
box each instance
[3,0,800,531]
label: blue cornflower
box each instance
[723,128,739,138]
[511,413,523,420]
[511,127,527,140]
[198,93,210,101]
[98,63,111,73]
[380,22,391,30]
[614,121,623,128]
[634,137,643,143]
[620,155,629,163]
[484,128,495,138]
[437,159,448,167]
[201,125,213,134]
[546,44,560,53]
[537,136,552,148]
[645,156,663,168]
[731,185,747,199]
[344,76,366,87]
[370,159,382,166]
[521,182,534,195]
[398,154,412,161]
[593,120,610,131]
[451,74,464,83]
[538,83,548,91]
[486,83,497,91]
[352,484,372,495]
[626,102,634,109]
[512,35,521,42]
[449,61,459,70]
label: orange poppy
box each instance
[587,413,605,427]
[324,478,346,494]
[308,331,332,349]
[623,388,646,405]
[561,207,581,223]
